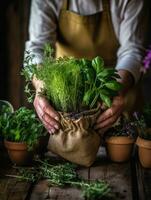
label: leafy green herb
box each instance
[0,107,44,150]
[10,159,112,200]
[22,45,123,112]
[21,51,37,103]
[106,116,138,139]
[133,112,151,140]
[142,104,151,128]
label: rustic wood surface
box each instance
[0,146,151,200]
[30,148,133,200]
[134,151,151,200]
[0,148,31,200]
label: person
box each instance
[25,0,146,135]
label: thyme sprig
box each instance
[9,159,112,200]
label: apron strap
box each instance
[62,0,70,10]
[102,0,110,12]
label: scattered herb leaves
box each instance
[9,159,113,200]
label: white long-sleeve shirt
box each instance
[26,0,146,83]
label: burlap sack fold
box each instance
[47,105,101,167]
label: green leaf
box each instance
[100,93,112,107]
[81,58,92,67]
[83,90,94,106]
[99,89,110,96]
[97,69,109,78]
[97,69,115,78]
[15,130,21,141]
[92,56,104,74]
[105,81,123,91]
[86,68,96,83]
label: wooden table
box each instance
[0,146,151,200]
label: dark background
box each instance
[0,0,151,109]
[0,0,31,108]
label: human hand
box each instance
[94,95,125,135]
[34,94,60,134]
[94,69,134,136]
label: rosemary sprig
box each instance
[8,159,112,200]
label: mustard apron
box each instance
[55,0,141,113]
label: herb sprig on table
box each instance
[9,159,112,200]
[22,44,122,112]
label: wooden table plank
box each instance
[2,145,150,200]
[30,180,50,200]
[0,170,31,200]
[46,163,89,200]
[90,147,133,200]
[135,157,151,200]
[142,168,151,200]
[48,187,84,200]
[30,152,88,200]
[0,149,31,200]
[30,147,134,200]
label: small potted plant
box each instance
[0,107,44,165]
[0,100,14,150]
[0,100,14,112]
[22,45,123,166]
[105,116,137,162]
[135,105,151,168]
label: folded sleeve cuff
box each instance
[116,56,142,84]
[31,54,43,65]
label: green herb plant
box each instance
[0,107,44,150]
[133,112,151,140]
[106,116,138,139]
[10,159,113,200]
[22,44,123,112]
[21,51,37,103]
[142,104,151,128]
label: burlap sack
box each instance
[47,105,101,167]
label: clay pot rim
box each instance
[136,136,151,149]
[4,140,28,150]
[106,136,135,145]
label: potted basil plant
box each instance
[22,45,123,167]
[0,107,44,165]
[105,116,138,162]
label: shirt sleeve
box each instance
[25,0,61,64]
[115,0,147,84]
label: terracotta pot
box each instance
[136,136,151,168]
[105,136,135,162]
[4,140,33,166]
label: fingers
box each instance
[97,96,124,124]
[95,110,120,130]
[38,96,59,120]
[97,108,115,123]
[34,95,60,134]
[94,95,125,135]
